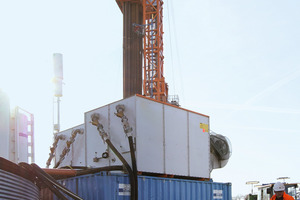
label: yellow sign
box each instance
[200,123,209,133]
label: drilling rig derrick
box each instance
[116,0,168,102]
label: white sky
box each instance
[1,0,300,197]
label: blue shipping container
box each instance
[56,172,231,200]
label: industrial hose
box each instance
[128,136,138,200]
[19,162,84,200]
[19,162,68,200]
[91,112,136,200]
[105,139,136,200]
[0,157,34,182]
[32,163,84,200]
[114,105,138,200]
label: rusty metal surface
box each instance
[122,1,143,98]
[0,157,40,200]
[42,168,77,177]
[40,187,54,200]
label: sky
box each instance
[0,0,300,197]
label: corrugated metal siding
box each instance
[60,173,130,200]
[55,172,231,200]
[0,169,39,200]
[139,176,231,200]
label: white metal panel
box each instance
[85,105,111,168]
[55,124,85,167]
[109,96,136,153]
[136,97,164,173]
[164,105,189,176]
[71,124,85,166]
[9,107,34,164]
[55,129,69,166]
[189,112,210,178]
[57,130,70,166]
[79,95,212,178]
[85,96,137,168]
[18,113,29,163]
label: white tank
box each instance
[0,90,10,159]
[17,112,29,163]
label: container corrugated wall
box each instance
[55,172,231,200]
[138,176,231,200]
[0,169,39,200]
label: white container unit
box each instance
[85,95,210,178]
[55,124,85,168]
[85,97,135,168]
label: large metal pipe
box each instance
[122,1,143,98]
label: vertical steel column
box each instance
[122,1,143,99]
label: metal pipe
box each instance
[42,168,77,177]
[76,165,124,176]
[122,1,143,99]
[42,165,124,178]
[57,97,60,132]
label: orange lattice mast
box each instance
[142,0,168,102]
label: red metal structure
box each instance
[116,0,168,102]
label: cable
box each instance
[91,112,136,200]
[30,163,84,200]
[128,136,138,200]
[166,0,185,103]
[105,139,136,200]
[165,0,176,95]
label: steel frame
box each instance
[143,0,168,102]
